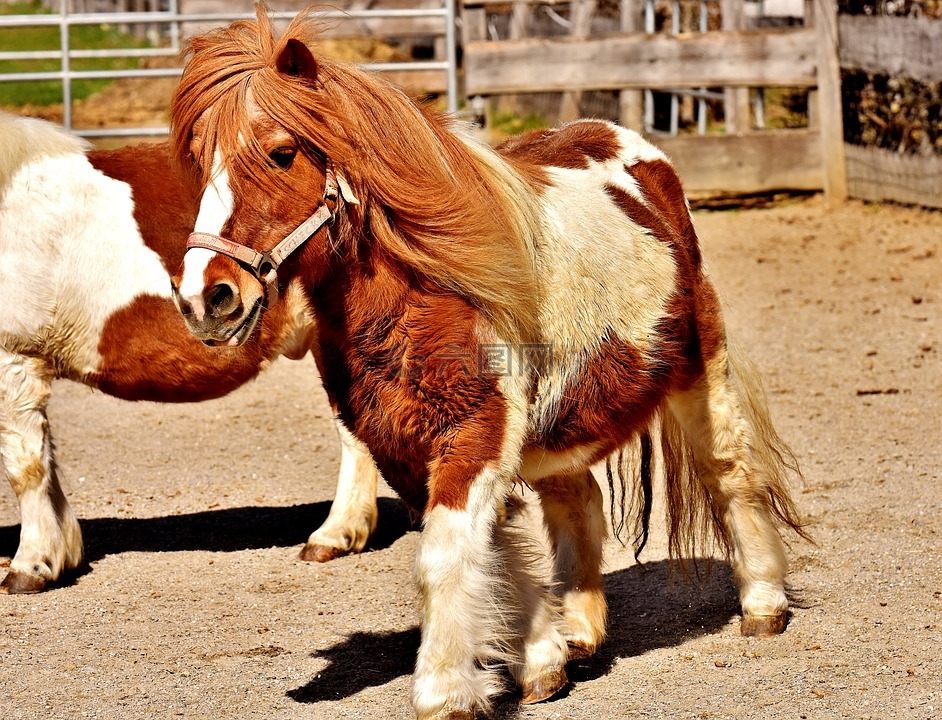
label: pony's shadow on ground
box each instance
[288,559,739,714]
[0,497,416,582]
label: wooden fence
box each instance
[462,0,829,196]
[838,14,942,209]
[27,0,942,207]
[462,0,941,207]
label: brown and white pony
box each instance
[168,8,807,718]
[0,111,380,594]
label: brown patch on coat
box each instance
[310,253,507,515]
[604,176,725,388]
[534,334,679,454]
[626,159,701,267]
[498,120,622,171]
[87,142,199,273]
[88,143,295,401]
[93,292,292,402]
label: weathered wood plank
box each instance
[465,28,817,94]
[559,0,597,122]
[618,0,644,130]
[722,0,752,133]
[839,15,942,84]
[652,130,823,195]
[382,69,448,94]
[813,0,847,203]
[846,144,942,209]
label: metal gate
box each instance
[0,0,458,138]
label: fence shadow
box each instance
[0,496,416,579]
[288,558,739,710]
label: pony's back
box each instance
[0,113,89,198]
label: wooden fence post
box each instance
[558,0,596,122]
[619,0,644,131]
[813,0,848,203]
[722,0,751,133]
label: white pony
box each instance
[0,112,379,593]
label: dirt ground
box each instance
[1,192,940,719]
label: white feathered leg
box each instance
[299,423,379,562]
[0,351,82,593]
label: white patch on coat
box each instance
[0,112,89,204]
[303,423,379,554]
[519,442,606,483]
[412,341,567,718]
[524,123,680,432]
[0,121,170,377]
[0,350,83,581]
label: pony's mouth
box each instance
[202,298,263,348]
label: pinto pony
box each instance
[0,112,381,594]
[169,8,806,718]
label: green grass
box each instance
[489,109,548,137]
[0,1,150,107]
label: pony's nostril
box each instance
[206,282,238,318]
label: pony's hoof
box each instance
[429,708,476,720]
[741,613,787,637]
[566,640,596,661]
[0,569,47,594]
[521,665,568,704]
[298,543,349,563]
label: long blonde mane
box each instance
[171,6,541,343]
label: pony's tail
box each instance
[606,430,653,560]
[607,342,810,570]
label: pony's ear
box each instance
[276,39,318,82]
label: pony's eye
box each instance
[269,147,296,170]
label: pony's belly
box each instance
[518,442,607,483]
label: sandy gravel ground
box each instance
[1,195,940,720]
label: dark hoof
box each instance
[0,569,47,594]
[566,640,596,662]
[521,665,568,705]
[741,612,787,637]
[298,543,350,563]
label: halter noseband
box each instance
[186,162,341,308]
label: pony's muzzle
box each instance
[170,275,262,347]
[171,279,240,323]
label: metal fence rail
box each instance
[0,0,458,137]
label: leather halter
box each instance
[186,162,340,308]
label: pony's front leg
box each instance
[299,423,379,562]
[412,464,509,720]
[0,351,82,593]
[412,463,569,719]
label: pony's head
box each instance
[169,6,348,346]
[170,4,541,347]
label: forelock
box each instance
[170,6,326,191]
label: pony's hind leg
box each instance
[536,470,608,660]
[0,351,82,593]
[497,495,569,705]
[299,423,379,562]
[666,341,803,636]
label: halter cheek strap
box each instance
[186,162,344,307]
